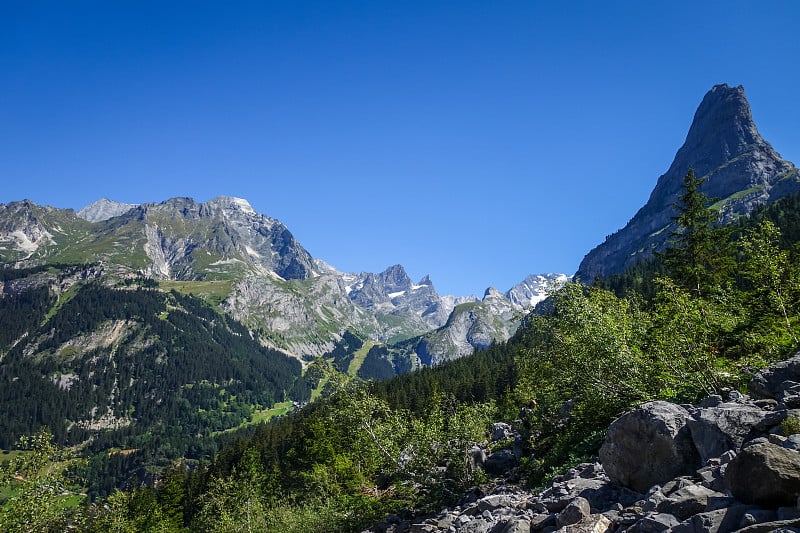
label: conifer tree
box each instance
[662,168,731,295]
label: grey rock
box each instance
[688,402,771,463]
[701,395,724,408]
[495,518,531,533]
[557,497,591,527]
[724,442,800,507]
[670,505,753,533]
[739,509,778,528]
[599,401,701,493]
[734,518,800,533]
[697,465,726,493]
[477,495,513,513]
[484,450,517,476]
[743,437,769,448]
[491,422,514,442]
[469,445,488,470]
[750,353,800,399]
[626,513,681,532]
[656,484,724,520]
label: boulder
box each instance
[557,497,591,527]
[599,401,701,493]
[687,402,771,463]
[559,514,613,533]
[749,352,800,399]
[670,505,754,533]
[627,513,681,532]
[734,517,800,533]
[484,449,517,476]
[496,518,531,533]
[491,422,514,441]
[656,484,724,521]
[724,441,800,507]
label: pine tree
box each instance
[662,168,731,295]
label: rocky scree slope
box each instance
[577,84,800,281]
[367,353,800,533]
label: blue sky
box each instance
[2,1,799,296]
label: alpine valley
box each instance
[0,189,566,489]
[5,83,800,532]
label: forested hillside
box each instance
[5,171,800,531]
[0,273,309,499]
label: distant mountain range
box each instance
[0,195,564,370]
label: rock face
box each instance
[76,198,138,222]
[577,84,799,280]
[346,265,462,330]
[505,273,569,310]
[414,287,520,366]
[599,401,701,493]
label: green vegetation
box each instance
[158,280,234,306]
[8,177,800,531]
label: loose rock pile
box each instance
[366,353,800,532]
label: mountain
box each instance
[76,198,138,222]
[505,273,570,309]
[2,196,539,362]
[0,264,306,473]
[577,84,800,280]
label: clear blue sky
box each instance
[2,1,799,296]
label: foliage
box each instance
[0,429,86,532]
[782,416,800,436]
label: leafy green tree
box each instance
[0,429,86,532]
[739,219,799,346]
[648,277,741,399]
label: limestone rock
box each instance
[599,401,701,492]
[724,441,800,507]
[688,402,773,463]
[750,352,800,399]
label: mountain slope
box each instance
[0,265,306,456]
[577,84,799,280]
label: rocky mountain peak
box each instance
[576,84,799,280]
[483,287,504,300]
[76,198,138,222]
[206,196,257,215]
[379,264,413,292]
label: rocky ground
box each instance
[366,353,800,532]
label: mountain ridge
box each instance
[577,83,800,280]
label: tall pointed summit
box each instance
[576,84,799,280]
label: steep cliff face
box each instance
[577,84,799,281]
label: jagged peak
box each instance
[77,198,139,222]
[677,83,762,163]
[483,287,504,300]
[207,196,256,214]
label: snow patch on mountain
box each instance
[506,273,570,310]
